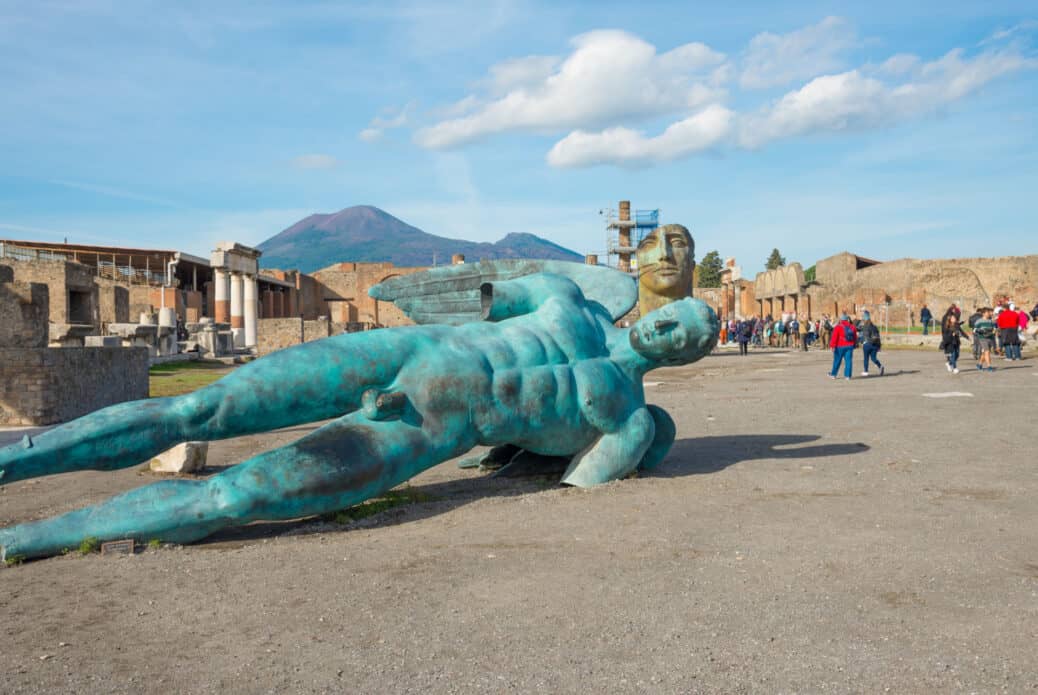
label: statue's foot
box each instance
[477,444,521,471]
[491,450,570,478]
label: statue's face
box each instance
[636,225,694,297]
[629,298,719,366]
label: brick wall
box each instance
[95,278,130,325]
[0,347,149,425]
[310,261,427,327]
[0,281,48,348]
[255,317,334,356]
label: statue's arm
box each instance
[560,407,655,487]
[638,405,676,471]
[480,273,583,321]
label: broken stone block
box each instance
[149,442,208,474]
[84,336,122,347]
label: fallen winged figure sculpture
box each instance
[0,260,718,561]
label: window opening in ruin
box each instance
[68,289,92,324]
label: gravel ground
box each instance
[1,346,1036,694]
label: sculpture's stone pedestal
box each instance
[149,442,209,474]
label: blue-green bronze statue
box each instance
[0,261,718,561]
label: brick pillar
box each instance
[262,289,274,319]
[214,268,230,323]
[230,272,244,347]
[275,289,285,318]
[618,200,631,273]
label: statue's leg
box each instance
[0,332,413,486]
[637,405,676,471]
[0,412,468,561]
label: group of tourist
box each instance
[939,299,1034,373]
[717,298,1037,378]
[720,313,833,356]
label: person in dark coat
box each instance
[940,314,970,374]
[736,319,752,356]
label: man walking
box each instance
[859,311,884,376]
[829,313,858,380]
[997,303,1021,361]
[973,308,997,372]
[920,304,933,335]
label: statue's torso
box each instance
[394,297,642,455]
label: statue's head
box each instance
[636,224,694,314]
[629,297,719,367]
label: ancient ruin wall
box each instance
[0,347,149,425]
[808,255,1038,321]
[0,280,48,348]
[255,317,335,356]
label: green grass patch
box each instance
[149,360,234,398]
[78,537,100,555]
[324,488,435,525]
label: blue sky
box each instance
[1,1,1036,275]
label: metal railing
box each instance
[0,241,165,285]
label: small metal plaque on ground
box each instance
[100,539,135,556]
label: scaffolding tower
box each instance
[603,200,659,272]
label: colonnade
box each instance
[213,268,259,348]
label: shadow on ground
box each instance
[197,433,869,549]
[653,434,869,477]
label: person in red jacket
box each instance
[829,313,858,380]
[997,303,1021,361]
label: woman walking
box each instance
[940,314,970,374]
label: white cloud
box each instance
[414,30,727,149]
[358,102,415,142]
[485,54,560,94]
[291,153,340,170]
[396,19,1035,168]
[740,46,1036,147]
[547,104,734,168]
[740,16,858,89]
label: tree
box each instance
[697,250,724,288]
[765,248,786,270]
[804,265,816,283]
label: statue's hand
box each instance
[560,408,654,488]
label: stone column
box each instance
[214,268,230,323]
[243,274,257,349]
[230,271,244,347]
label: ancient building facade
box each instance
[754,263,809,318]
[805,252,1038,323]
[0,263,148,425]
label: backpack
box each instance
[842,323,855,343]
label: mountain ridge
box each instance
[257,205,583,273]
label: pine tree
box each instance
[697,250,724,287]
[765,248,786,270]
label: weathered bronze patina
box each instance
[0,261,718,561]
[636,223,694,316]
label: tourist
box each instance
[821,314,833,347]
[859,311,884,377]
[1031,301,1038,322]
[973,307,997,372]
[940,314,969,374]
[829,313,858,380]
[799,314,809,351]
[968,307,983,360]
[736,319,752,356]
[774,317,785,347]
[997,302,1021,361]
[920,304,933,335]
[789,316,799,348]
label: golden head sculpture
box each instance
[636,223,694,315]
